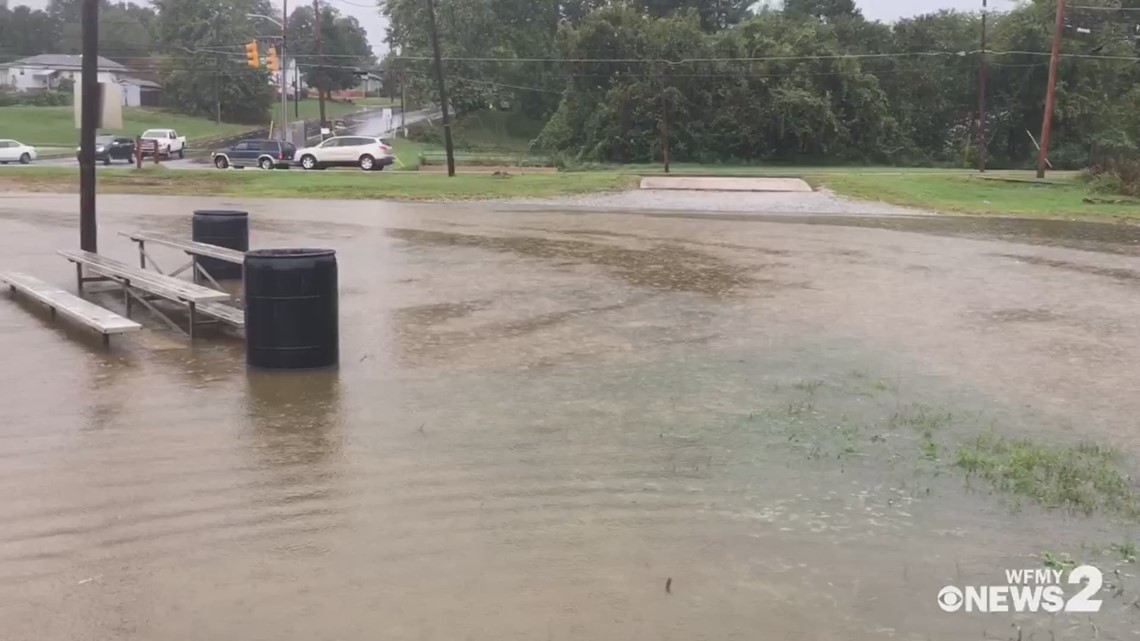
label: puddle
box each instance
[386,228,754,295]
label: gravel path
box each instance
[499,187,934,216]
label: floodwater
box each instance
[1,192,1139,640]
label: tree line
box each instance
[386,0,1140,168]
[0,0,373,125]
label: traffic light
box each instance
[245,40,260,68]
[266,46,279,74]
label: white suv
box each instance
[294,136,395,171]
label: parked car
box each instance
[212,139,296,170]
[0,139,37,164]
[294,136,394,171]
[140,128,186,159]
[75,135,136,165]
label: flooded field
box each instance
[0,193,1138,640]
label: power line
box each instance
[1069,4,1140,10]
[328,0,379,7]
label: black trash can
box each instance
[244,249,338,370]
[192,209,248,280]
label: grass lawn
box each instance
[0,105,260,147]
[0,166,638,200]
[356,96,398,107]
[809,171,1140,219]
[285,99,372,122]
[411,109,545,153]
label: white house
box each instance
[269,57,306,98]
[0,54,158,107]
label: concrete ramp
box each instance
[640,176,812,193]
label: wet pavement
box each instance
[1,192,1139,640]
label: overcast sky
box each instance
[13,0,1019,55]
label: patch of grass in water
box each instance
[957,434,1138,516]
[793,378,825,394]
[1040,551,1078,573]
[1110,540,1138,564]
[920,436,939,461]
[890,403,954,435]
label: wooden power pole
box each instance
[977,0,987,173]
[425,0,455,177]
[660,73,670,174]
[79,0,99,252]
[1037,0,1067,179]
[314,0,326,129]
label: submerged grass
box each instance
[956,434,1138,516]
[757,370,1140,520]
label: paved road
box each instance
[9,107,441,173]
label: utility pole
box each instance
[314,0,326,130]
[280,0,288,141]
[400,72,406,131]
[215,65,221,124]
[294,65,300,118]
[977,0,987,173]
[660,72,670,174]
[425,0,455,176]
[79,0,98,252]
[1037,0,1066,179]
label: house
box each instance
[361,71,384,96]
[330,70,385,100]
[269,57,306,99]
[0,54,159,107]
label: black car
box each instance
[212,139,296,170]
[76,135,136,165]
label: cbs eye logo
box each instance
[937,587,964,612]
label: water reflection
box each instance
[244,369,345,484]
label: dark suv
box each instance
[76,135,136,165]
[212,139,296,170]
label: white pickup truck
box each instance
[140,128,187,159]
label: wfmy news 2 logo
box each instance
[937,566,1104,614]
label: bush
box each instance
[29,90,71,107]
[0,88,20,107]
[0,88,71,107]
[1086,136,1140,197]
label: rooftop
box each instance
[1,54,129,71]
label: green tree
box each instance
[0,6,62,61]
[153,0,272,124]
[384,0,563,117]
[54,1,157,61]
[287,4,374,101]
[639,0,753,31]
[782,0,860,21]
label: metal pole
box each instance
[425,0,455,176]
[660,72,670,174]
[294,64,299,118]
[977,0,987,173]
[314,0,326,129]
[79,0,99,252]
[1037,0,1066,179]
[400,71,406,131]
[280,0,288,141]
